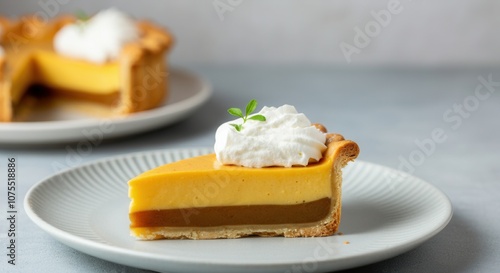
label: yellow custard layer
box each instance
[128,154,335,212]
[4,47,120,104]
[32,51,120,94]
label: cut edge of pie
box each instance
[128,129,360,240]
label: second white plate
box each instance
[0,69,212,144]
[24,149,453,272]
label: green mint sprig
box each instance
[228,99,266,132]
[75,10,90,22]
[75,10,90,31]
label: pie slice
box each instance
[128,132,359,240]
[0,12,173,122]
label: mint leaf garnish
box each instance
[227,99,266,132]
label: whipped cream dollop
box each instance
[214,105,327,168]
[53,8,139,63]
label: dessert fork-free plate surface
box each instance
[24,149,452,273]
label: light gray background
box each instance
[1,0,499,66]
[1,1,499,273]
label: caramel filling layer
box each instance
[28,85,120,106]
[130,197,331,228]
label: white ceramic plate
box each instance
[0,69,212,144]
[25,149,452,273]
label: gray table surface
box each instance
[0,66,499,273]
